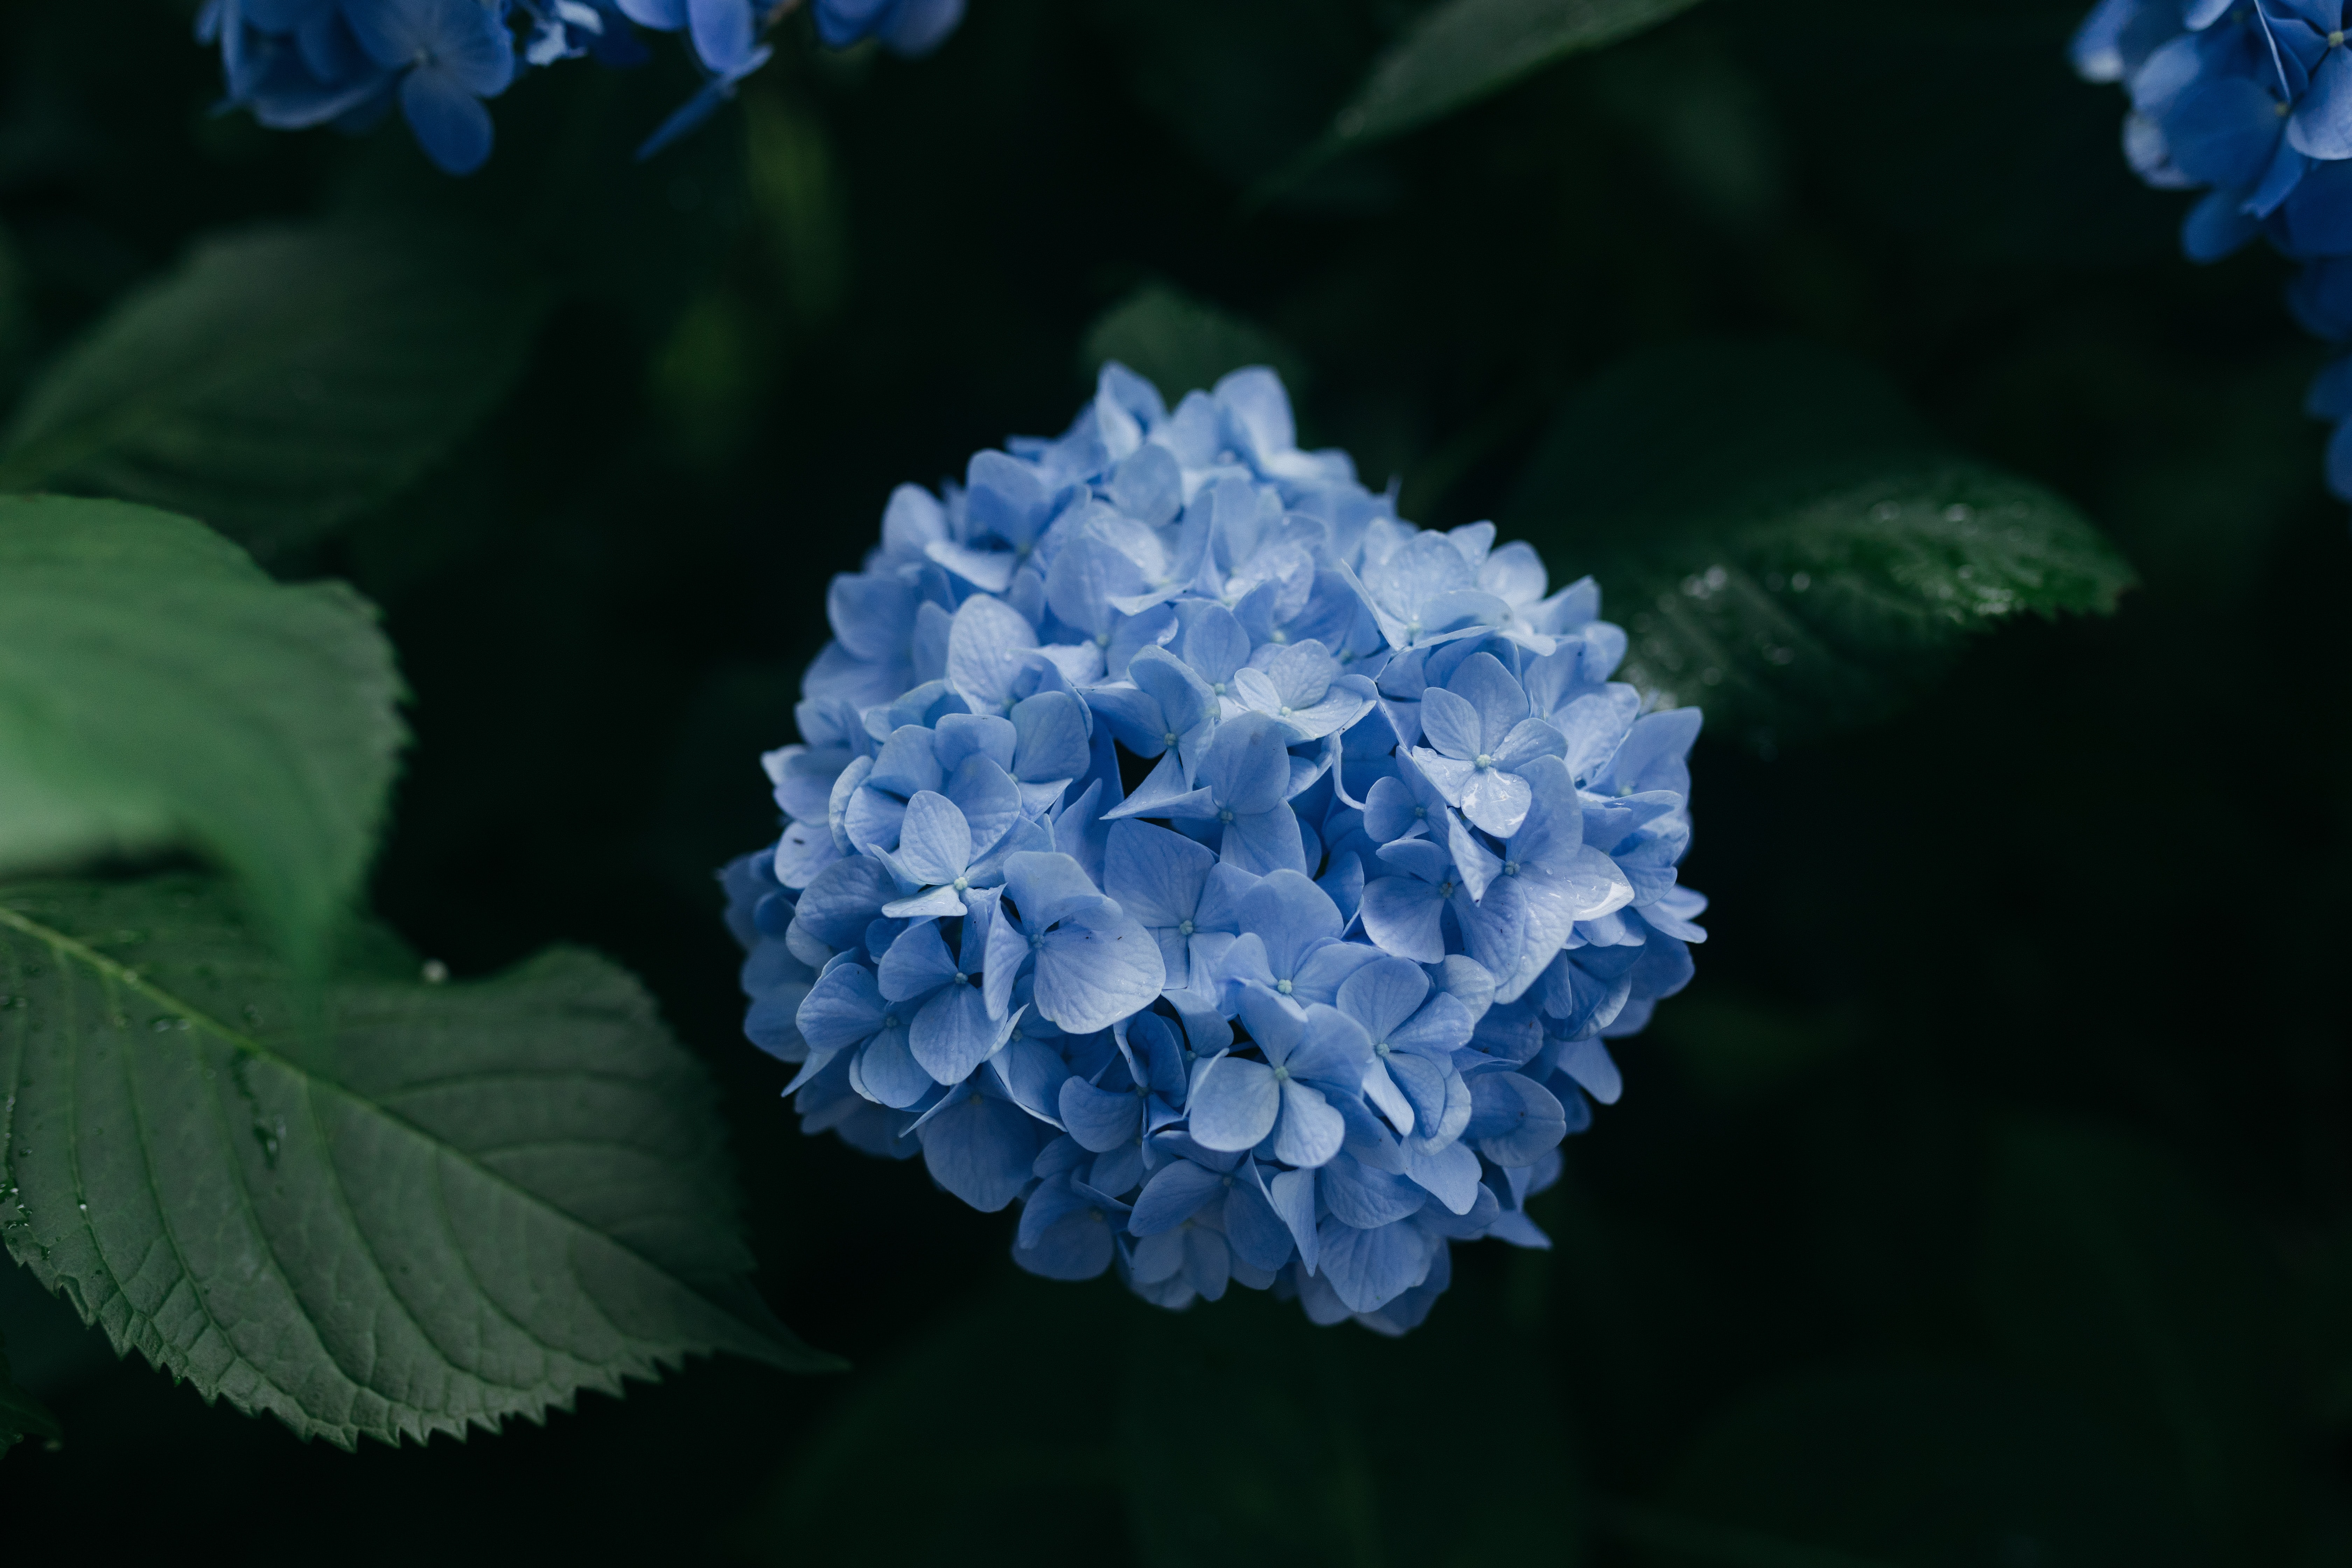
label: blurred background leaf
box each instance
[0,1321,62,1457]
[1080,282,1309,400]
[0,496,403,967]
[1325,0,1709,153]
[0,222,547,556]
[1508,341,2136,748]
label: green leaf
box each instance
[1629,1365,2203,1568]
[0,875,838,1449]
[0,221,546,555]
[0,1320,63,1457]
[0,496,403,966]
[1506,342,2136,746]
[1334,0,1707,148]
[1080,283,1309,404]
[1979,1120,2300,1563]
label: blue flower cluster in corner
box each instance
[720,364,1707,1332]
[2073,0,2352,497]
[196,0,965,175]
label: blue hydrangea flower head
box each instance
[2072,0,2352,500]
[721,363,1709,1332]
[196,0,968,174]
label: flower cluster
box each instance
[197,0,964,176]
[721,364,1706,1332]
[2072,0,2352,496]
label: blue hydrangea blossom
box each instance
[721,364,1708,1332]
[2072,0,2352,498]
[196,0,966,174]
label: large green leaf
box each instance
[1332,0,1706,149]
[0,876,838,1449]
[1507,342,2136,746]
[0,1322,62,1457]
[0,496,402,965]
[0,222,545,555]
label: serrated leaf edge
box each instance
[0,898,839,1448]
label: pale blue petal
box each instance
[1036,912,1166,1032]
[1466,1071,1569,1166]
[1188,1054,1281,1152]
[911,980,1011,1083]
[1129,1157,1227,1234]
[1221,803,1309,876]
[1316,1215,1436,1315]
[1272,1079,1346,1167]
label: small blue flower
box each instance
[2072,0,2352,502]
[723,363,1709,1328]
[199,0,968,173]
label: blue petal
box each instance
[1059,1075,1144,1153]
[2163,74,2283,190]
[1129,1157,1227,1234]
[1221,802,1309,877]
[398,68,493,176]
[1318,1150,1427,1229]
[1235,869,1343,978]
[911,979,1010,1084]
[1267,1166,1320,1272]
[1224,1166,1297,1271]
[1035,910,1166,1032]
[2294,46,2352,160]
[1271,1079,1346,1168]
[1465,1071,1569,1166]
[1102,819,1213,929]
[1403,1138,1482,1215]
[918,1090,1044,1212]
[892,790,973,887]
[946,593,1040,711]
[1315,1215,1436,1315]
[1188,1054,1280,1152]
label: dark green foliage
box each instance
[0,876,835,1449]
[0,496,404,967]
[0,1321,61,1457]
[0,223,546,555]
[1333,0,1711,147]
[0,0,2342,1559]
[1083,282,1310,400]
[744,1264,1570,1567]
[1509,343,2136,745]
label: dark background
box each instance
[1,0,2346,1561]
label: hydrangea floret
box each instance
[196,0,964,175]
[2072,0,2352,498]
[721,364,1707,1332]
